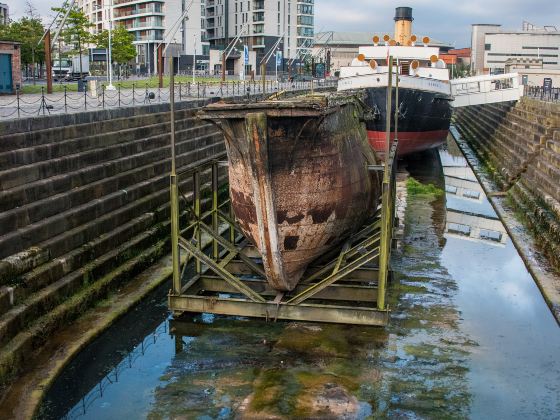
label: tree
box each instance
[0,2,45,82]
[95,25,136,78]
[52,4,93,77]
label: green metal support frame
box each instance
[167,58,399,326]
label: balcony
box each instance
[135,34,163,41]
[114,0,164,5]
[253,1,264,10]
[125,19,164,29]
[113,5,163,19]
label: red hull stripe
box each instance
[367,129,449,156]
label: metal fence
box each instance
[523,85,560,103]
[0,79,338,120]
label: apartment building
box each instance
[206,0,314,74]
[0,3,8,26]
[471,22,560,75]
[78,0,209,73]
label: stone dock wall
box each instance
[0,100,225,391]
[453,97,560,271]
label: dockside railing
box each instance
[0,79,338,120]
[524,85,560,103]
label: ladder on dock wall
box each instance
[451,73,524,108]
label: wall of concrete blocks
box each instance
[0,99,226,389]
[453,97,560,270]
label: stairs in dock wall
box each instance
[453,97,560,269]
[0,102,226,390]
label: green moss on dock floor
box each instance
[406,177,444,197]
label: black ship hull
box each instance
[364,86,453,156]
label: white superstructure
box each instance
[338,44,451,96]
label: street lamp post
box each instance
[275,48,279,83]
[193,34,196,83]
[106,0,116,91]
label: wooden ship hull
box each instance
[198,93,380,291]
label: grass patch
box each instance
[406,178,444,197]
[20,76,234,94]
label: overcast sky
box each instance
[8,0,560,47]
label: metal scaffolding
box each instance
[167,58,399,326]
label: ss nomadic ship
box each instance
[338,7,454,156]
[199,93,380,291]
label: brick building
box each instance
[0,41,22,94]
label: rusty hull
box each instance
[198,94,380,291]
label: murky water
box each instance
[38,138,560,419]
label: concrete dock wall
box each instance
[0,100,225,390]
[453,97,560,270]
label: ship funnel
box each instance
[394,7,413,45]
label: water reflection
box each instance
[439,139,560,419]
[38,139,559,419]
[441,151,507,246]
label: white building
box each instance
[78,0,209,73]
[471,23,560,75]
[0,3,8,26]
[206,0,314,75]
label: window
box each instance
[448,223,471,236]
[297,15,313,25]
[463,189,480,199]
[297,26,313,37]
[480,229,502,242]
[297,4,313,14]
[522,46,559,50]
[485,43,491,51]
